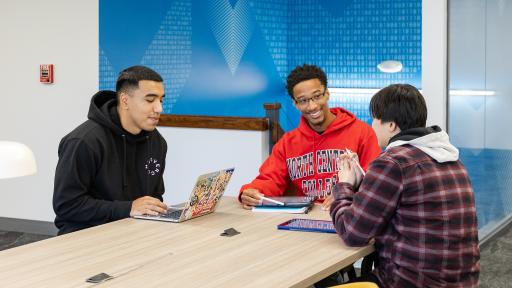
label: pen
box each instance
[260,196,285,206]
[345,148,366,176]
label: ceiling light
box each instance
[377,60,403,73]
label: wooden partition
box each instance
[158,104,284,153]
[158,114,268,131]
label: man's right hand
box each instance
[130,196,168,216]
[240,189,263,210]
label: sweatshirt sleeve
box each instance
[53,138,132,224]
[356,123,381,170]
[330,156,402,246]
[239,138,290,201]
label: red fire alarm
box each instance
[40,64,54,83]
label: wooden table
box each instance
[0,197,374,288]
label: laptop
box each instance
[133,168,235,223]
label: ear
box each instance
[387,121,400,133]
[324,89,330,101]
[119,92,129,109]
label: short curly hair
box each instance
[286,64,327,98]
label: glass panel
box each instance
[449,0,512,239]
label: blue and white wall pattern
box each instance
[100,0,422,130]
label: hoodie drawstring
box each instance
[146,135,150,196]
[122,134,127,193]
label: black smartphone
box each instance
[86,272,113,283]
[277,218,336,233]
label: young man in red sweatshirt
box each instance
[239,64,381,210]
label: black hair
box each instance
[115,65,163,95]
[369,84,427,130]
[286,64,327,98]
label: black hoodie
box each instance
[53,91,167,234]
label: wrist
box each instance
[333,182,354,199]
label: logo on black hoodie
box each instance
[145,157,161,176]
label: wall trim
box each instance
[479,214,512,248]
[159,114,269,131]
[0,217,58,236]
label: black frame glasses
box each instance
[294,89,327,107]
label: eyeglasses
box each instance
[294,89,327,107]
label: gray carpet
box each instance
[0,230,53,251]
[479,224,512,288]
[1,227,511,287]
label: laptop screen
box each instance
[181,168,235,220]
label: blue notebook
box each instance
[277,218,336,233]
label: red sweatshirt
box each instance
[240,107,381,199]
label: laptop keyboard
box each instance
[161,209,183,219]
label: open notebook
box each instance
[252,196,314,214]
[134,168,235,222]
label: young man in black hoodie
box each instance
[53,66,168,235]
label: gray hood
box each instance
[387,126,459,163]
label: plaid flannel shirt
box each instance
[331,144,480,288]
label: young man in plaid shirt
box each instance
[331,84,480,287]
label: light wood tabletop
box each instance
[0,197,374,288]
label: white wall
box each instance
[160,127,268,205]
[0,0,98,222]
[422,0,448,130]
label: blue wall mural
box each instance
[100,0,422,131]
[99,0,512,235]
